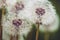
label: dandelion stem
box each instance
[2,6,5,16]
[10,35,18,40]
[1,5,5,40]
[36,23,40,40]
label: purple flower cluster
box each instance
[36,8,45,16]
[15,2,24,11]
[12,19,22,27]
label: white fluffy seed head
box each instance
[2,13,32,36]
[24,0,59,32]
[40,15,59,32]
